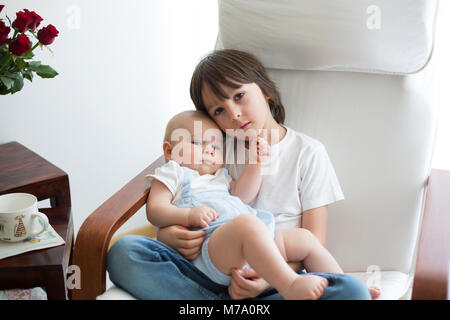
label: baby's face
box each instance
[169,116,224,176]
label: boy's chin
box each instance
[232,127,259,140]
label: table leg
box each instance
[43,268,67,300]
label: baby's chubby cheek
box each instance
[171,144,195,165]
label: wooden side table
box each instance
[0,142,74,300]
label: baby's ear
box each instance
[163,141,172,161]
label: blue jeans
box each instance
[107,235,371,300]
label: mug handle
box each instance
[30,211,49,237]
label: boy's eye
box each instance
[192,141,202,146]
[212,145,220,150]
[213,107,223,116]
[234,92,244,100]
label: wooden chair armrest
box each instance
[412,169,450,300]
[71,155,164,300]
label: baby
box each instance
[145,110,358,300]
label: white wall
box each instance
[0,0,218,236]
[1,1,449,240]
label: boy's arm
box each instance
[230,135,270,204]
[146,179,190,228]
[229,163,264,204]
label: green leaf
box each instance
[36,65,58,79]
[0,85,10,95]
[0,52,14,72]
[0,52,10,66]
[0,75,14,90]
[28,61,42,71]
[3,71,20,80]
[10,72,24,94]
[22,69,33,82]
[16,59,28,70]
[22,50,35,60]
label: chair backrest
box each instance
[216,0,439,274]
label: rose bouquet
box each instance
[0,4,59,95]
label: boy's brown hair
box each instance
[190,49,285,124]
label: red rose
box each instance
[0,5,4,14]
[0,20,10,45]
[9,33,31,56]
[23,9,43,31]
[37,24,58,45]
[12,10,33,33]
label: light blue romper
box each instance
[173,166,275,286]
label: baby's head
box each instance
[163,110,224,176]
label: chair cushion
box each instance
[217,0,438,74]
[97,285,137,300]
[346,271,412,300]
[264,68,436,275]
[97,271,411,300]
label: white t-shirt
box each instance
[224,126,344,230]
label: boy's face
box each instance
[167,116,224,176]
[201,81,270,141]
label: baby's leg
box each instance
[208,214,328,300]
[275,229,381,299]
[274,228,344,274]
[273,228,343,300]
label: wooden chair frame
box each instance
[72,155,450,300]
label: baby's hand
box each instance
[188,206,219,228]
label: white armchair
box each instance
[72,0,449,300]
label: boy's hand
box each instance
[157,225,205,260]
[256,136,270,164]
[249,135,271,165]
[188,206,219,228]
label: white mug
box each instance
[0,193,49,242]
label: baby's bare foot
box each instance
[368,285,381,299]
[282,275,329,300]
